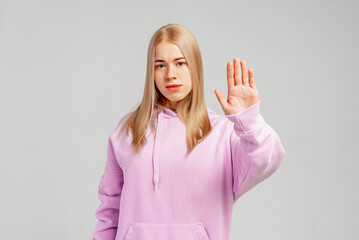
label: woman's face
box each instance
[154,41,192,111]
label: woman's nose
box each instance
[166,64,176,80]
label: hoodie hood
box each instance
[150,105,216,190]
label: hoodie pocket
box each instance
[124,222,210,240]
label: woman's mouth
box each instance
[166,84,182,91]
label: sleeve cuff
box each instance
[225,100,265,134]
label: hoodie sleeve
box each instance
[225,100,285,203]
[93,136,124,240]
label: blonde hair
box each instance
[121,23,212,154]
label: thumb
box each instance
[214,89,228,109]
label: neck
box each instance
[166,101,178,112]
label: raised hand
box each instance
[214,58,259,115]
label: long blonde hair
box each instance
[121,23,212,154]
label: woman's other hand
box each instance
[214,58,259,115]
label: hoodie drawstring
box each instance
[152,110,163,191]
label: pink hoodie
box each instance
[93,100,285,240]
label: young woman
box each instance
[93,23,285,240]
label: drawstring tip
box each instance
[153,175,159,191]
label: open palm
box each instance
[214,57,259,115]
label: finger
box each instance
[249,68,255,87]
[241,60,249,85]
[214,89,228,109]
[227,61,234,88]
[233,58,241,86]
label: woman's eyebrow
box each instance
[155,57,185,62]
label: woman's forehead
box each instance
[155,41,184,59]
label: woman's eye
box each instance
[156,62,186,69]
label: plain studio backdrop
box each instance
[0,0,358,239]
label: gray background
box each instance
[1,0,358,239]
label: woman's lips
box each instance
[166,84,182,91]
[166,84,182,88]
